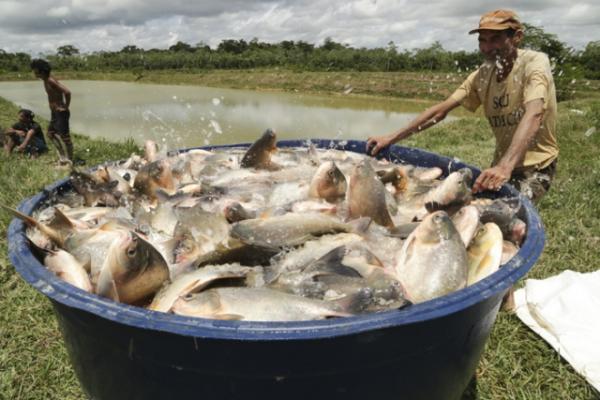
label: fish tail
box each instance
[1,204,64,245]
[334,287,373,315]
[0,203,38,227]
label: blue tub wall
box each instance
[7,140,545,400]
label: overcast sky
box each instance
[1,0,599,56]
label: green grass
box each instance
[1,74,599,399]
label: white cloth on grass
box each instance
[514,269,600,392]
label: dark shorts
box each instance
[509,160,557,204]
[48,110,70,138]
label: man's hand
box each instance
[472,164,512,193]
[16,144,26,153]
[366,134,395,156]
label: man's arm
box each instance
[16,128,35,152]
[7,127,27,137]
[367,97,461,155]
[472,98,545,193]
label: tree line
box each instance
[2,24,599,85]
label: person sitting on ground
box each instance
[4,109,48,158]
[30,58,81,165]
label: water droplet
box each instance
[584,127,596,137]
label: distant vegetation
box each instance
[1,24,599,100]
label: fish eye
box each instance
[127,246,137,257]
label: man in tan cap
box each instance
[367,9,558,204]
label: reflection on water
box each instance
[0,80,448,149]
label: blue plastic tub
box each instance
[7,140,545,400]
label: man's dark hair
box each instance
[505,28,517,38]
[30,59,51,76]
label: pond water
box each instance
[0,80,447,149]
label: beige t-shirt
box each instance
[450,49,558,171]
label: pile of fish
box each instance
[4,129,527,321]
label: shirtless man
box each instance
[30,58,75,164]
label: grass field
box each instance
[1,71,599,399]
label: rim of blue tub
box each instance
[7,139,545,341]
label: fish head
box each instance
[224,202,252,223]
[446,168,473,198]
[260,128,278,152]
[109,231,149,278]
[174,235,201,264]
[416,211,456,243]
[241,129,278,169]
[425,169,473,211]
[353,159,375,180]
[311,161,347,201]
[110,231,169,287]
[475,223,504,245]
[173,291,223,318]
[390,167,409,193]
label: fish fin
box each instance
[81,254,92,273]
[50,207,75,230]
[424,201,442,213]
[110,280,120,302]
[306,246,363,278]
[263,265,282,284]
[403,235,417,264]
[155,187,192,205]
[388,222,419,239]
[348,217,372,235]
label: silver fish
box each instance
[395,211,468,303]
[172,287,353,321]
[347,159,393,228]
[231,213,367,249]
[149,264,253,313]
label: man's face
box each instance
[32,68,42,78]
[478,30,519,63]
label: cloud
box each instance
[0,1,598,55]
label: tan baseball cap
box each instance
[469,9,523,34]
